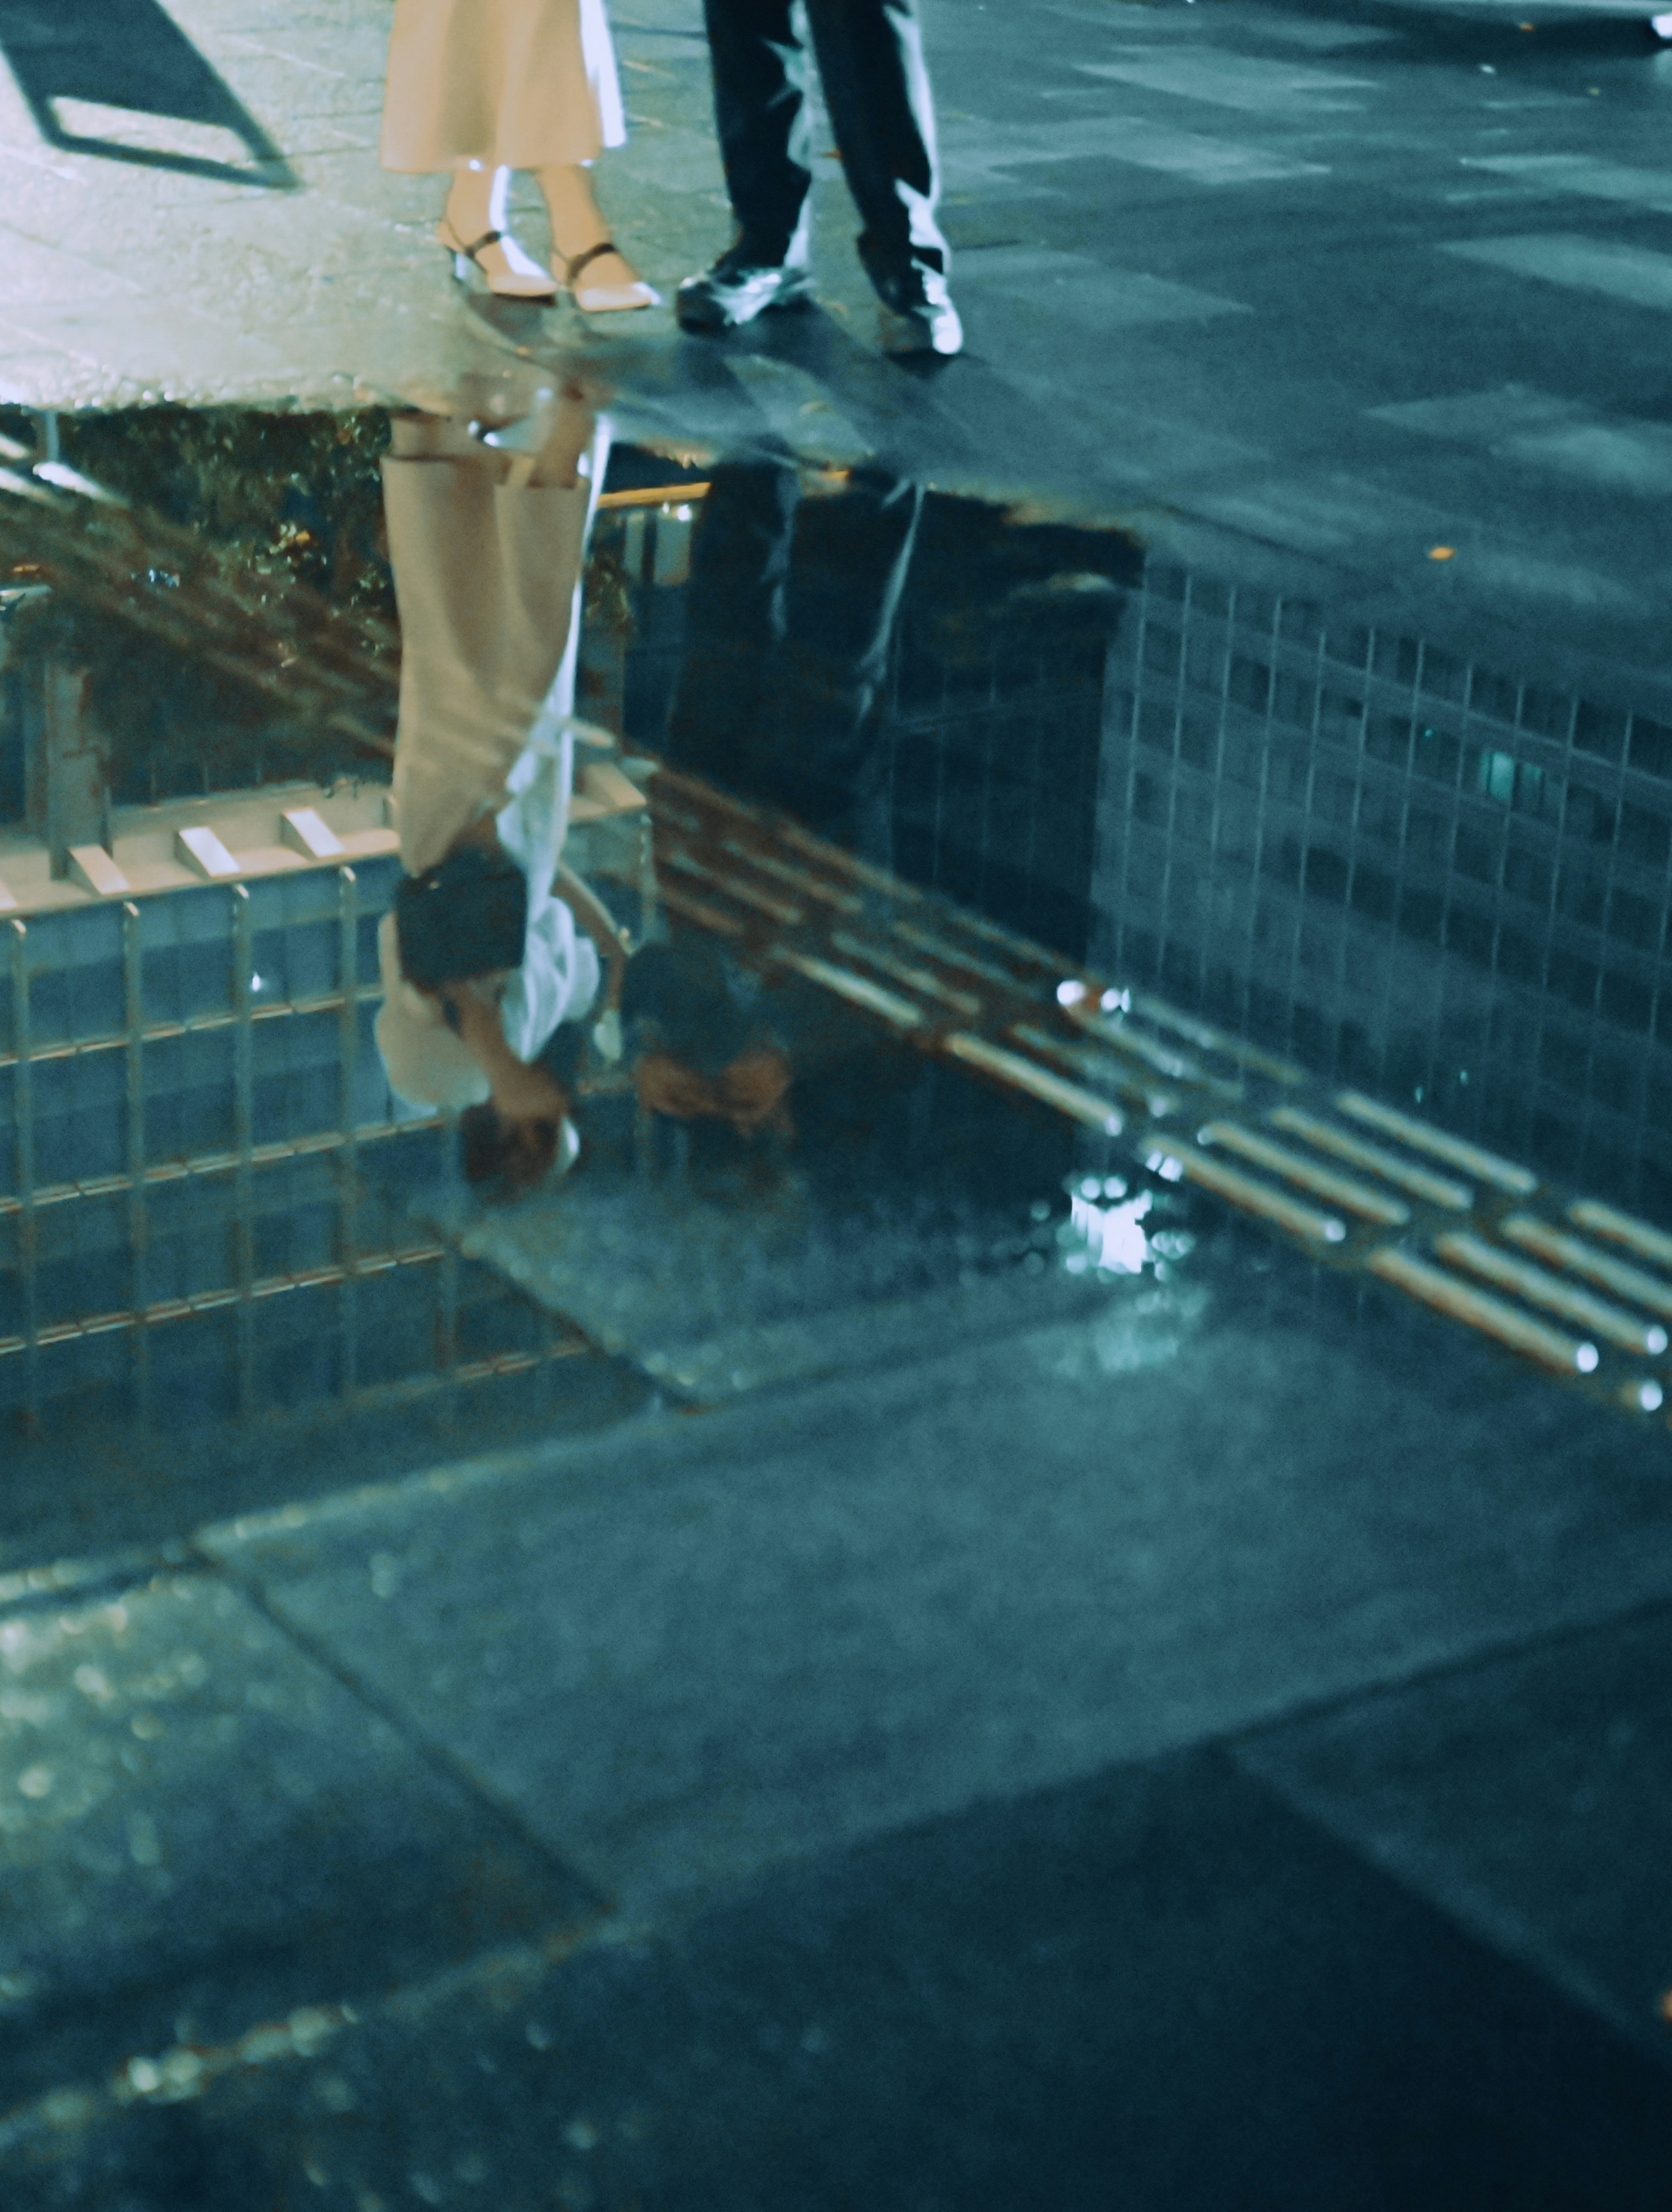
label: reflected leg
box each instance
[664,458,801,793]
[765,466,924,857]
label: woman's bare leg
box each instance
[440,164,555,293]
[536,163,654,303]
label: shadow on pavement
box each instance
[0,0,297,188]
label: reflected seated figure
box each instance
[663,456,922,866]
[620,933,795,1156]
[374,389,629,1193]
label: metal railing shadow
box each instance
[0,0,298,189]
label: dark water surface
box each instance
[2,372,1670,2207]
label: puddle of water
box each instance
[3,378,1671,1499]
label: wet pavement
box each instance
[2,3,1672,2204]
[4,0,1672,684]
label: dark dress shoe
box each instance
[860,251,963,357]
[676,246,815,332]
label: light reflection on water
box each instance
[1065,1182,1153,1278]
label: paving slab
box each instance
[196,1274,1672,1923]
[5,0,1672,683]
[1235,1601,1672,2062]
[7,1745,1671,2211]
[0,1567,603,2110]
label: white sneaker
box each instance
[1652,11,1672,37]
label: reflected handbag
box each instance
[393,843,528,987]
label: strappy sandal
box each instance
[435,221,558,303]
[561,240,660,313]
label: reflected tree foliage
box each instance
[1,406,398,804]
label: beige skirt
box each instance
[381,451,593,878]
[381,0,626,173]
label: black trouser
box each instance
[702,0,949,279]
[665,457,923,859]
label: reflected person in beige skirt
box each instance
[381,0,656,310]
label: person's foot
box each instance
[864,256,963,357]
[1652,10,1672,35]
[560,241,659,313]
[676,244,815,333]
[440,172,558,300]
[436,219,558,301]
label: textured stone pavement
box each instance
[0,0,447,408]
[0,0,732,407]
[6,2,1672,2198]
[4,1252,1672,2205]
[5,0,1672,688]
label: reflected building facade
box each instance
[1094,564,1672,1215]
[594,467,1140,965]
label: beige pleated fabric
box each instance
[381,0,626,173]
[375,413,609,1110]
[381,450,592,878]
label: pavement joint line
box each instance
[0,1542,194,1619]
[0,1906,632,2161]
[1209,1584,1672,2062]
[195,1542,619,1919]
[1224,1738,1672,2070]
[188,1422,662,1550]
[1218,1583,1672,1768]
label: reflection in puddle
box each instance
[3,377,1672,1473]
[375,387,618,1188]
[1032,1279,1207,1387]
[0,333,1671,2211]
[1065,1180,1153,1277]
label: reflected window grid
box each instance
[1098,566,1672,1213]
[0,855,576,1435]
